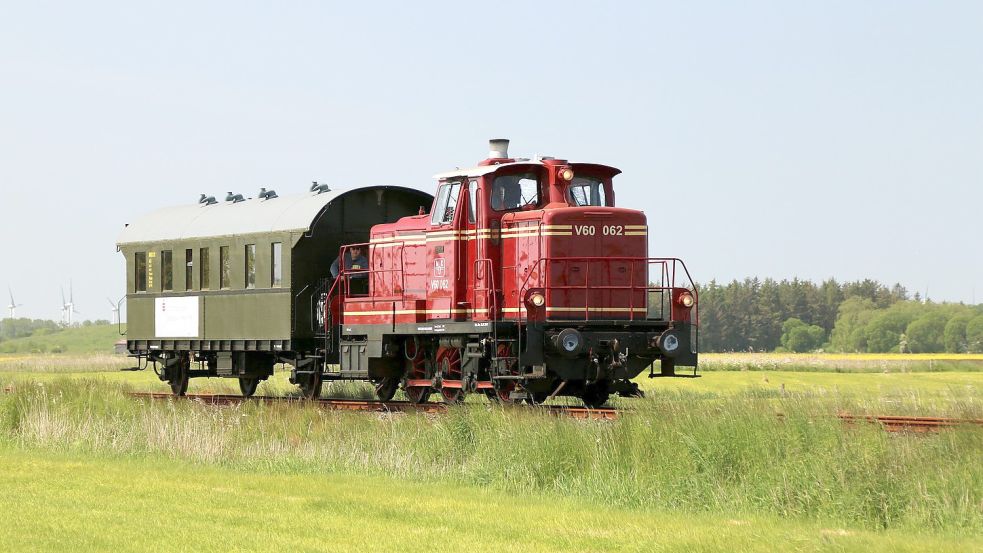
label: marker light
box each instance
[558,167,574,181]
[530,292,546,307]
[678,292,695,308]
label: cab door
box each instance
[464,179,494,320]
[425,180,466,320]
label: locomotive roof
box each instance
[116,186,425,246]
[432,160,621,180]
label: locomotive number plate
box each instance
[574,225,625,236]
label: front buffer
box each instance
[520,319,698,406]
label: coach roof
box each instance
[116,185,426,246]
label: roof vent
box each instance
[310,181,331,194]
[488,138,509,159]
[198,194,218,205]
[225,192,246,203]
[259,187,278,200]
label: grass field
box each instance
[701,352,983,372]
[1,448,976,553]
[1,352,981,550]
[3,359,980,411]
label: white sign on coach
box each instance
[155,296,200,338]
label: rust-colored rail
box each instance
[836,413,983,433]
[125,392,619,420]
[124,393,981,429]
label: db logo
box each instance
[433,258,446,277]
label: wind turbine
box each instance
[6,287,23,319]
[107,297,121,325]
[61,282,79,326]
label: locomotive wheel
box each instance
[487,343,517,404]
[405,385,431,404]
[404,338,431,404]
[300,370,323,399]
[523,392,549,405]
[238,377,260,398]
[168,353,190,396]
[374,377,399,402]
[581,382,610,408]
[437,347,465,404]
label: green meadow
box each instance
[0,448,976,553]
[1,340,982,550]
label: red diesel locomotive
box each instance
[294,139,698,407]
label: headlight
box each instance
[529,292,545,307]
[558,167,574,181]
[678,292,695,308]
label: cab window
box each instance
[491,172,540,211]
[431,181,462,225]
[467,180,478,223]
[568,176,608,207]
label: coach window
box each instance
[491,172,540,211]
[134,252,147,292]
[271,242,282,287]
[245,244,256,289]
[161,250,173,291]
[200,248,210,290]
[185,249,193,290]
[220,246,231,289]
[431,181,462,226]
[568,176,607,207]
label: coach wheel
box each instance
[168,354,190,396]
[374,377,399,402]
[239,377,260,398]
[437,347,465,404]
[300,370,323,400]
[581,382,610,409]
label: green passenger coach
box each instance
[117,185,432,396]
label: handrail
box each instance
[472,257,497,320]
[516,256,699,325]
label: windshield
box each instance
[567,176,608,207]
[491,172,540,211]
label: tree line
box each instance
[0,318,111,342]
[696,278,983,353]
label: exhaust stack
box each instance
[488,138,510,159]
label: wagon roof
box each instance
[116,186,423,246]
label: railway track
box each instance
[125,392,983,430]
[125,392,619,420]
[835,413,983,433]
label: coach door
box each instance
[425,179,466,320]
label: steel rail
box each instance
[836,413,983,432]
[124,393,982,429]
[125,392,619,420]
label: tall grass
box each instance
[0,354,131,373]
[701,352,983,373]
[1,378,980,533]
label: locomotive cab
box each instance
[331,139,698,407]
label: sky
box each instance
[1,1,981,321]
